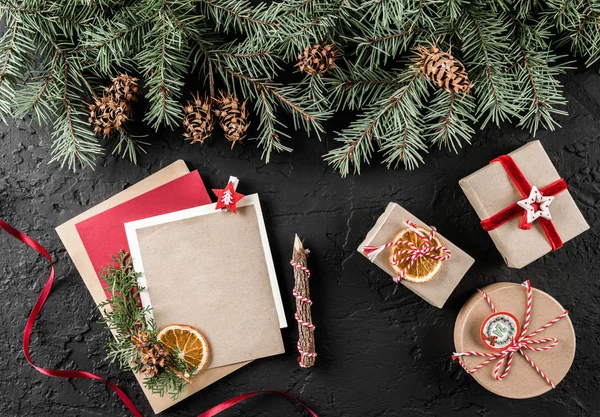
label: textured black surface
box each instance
[1,67,599,417]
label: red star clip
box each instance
[212,180,245,214]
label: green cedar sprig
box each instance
[98,251,194,400]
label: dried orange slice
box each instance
[388,226,445,283]
[157,324,210,373]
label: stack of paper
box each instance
[56,161,286,413]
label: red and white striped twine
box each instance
[452,280,568,389]
[362,220,451,282]
[290,257,316,367]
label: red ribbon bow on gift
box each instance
[363,220,451,282]
[452,280,569,389]
[480,155,568,250]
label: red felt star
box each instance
[212,181,245,213]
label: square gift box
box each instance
[459,141,589,269]
[357,203,474,308]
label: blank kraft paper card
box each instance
[125,194,286,369]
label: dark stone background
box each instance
[0,66,599,417]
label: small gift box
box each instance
[453,281,575,398]
[460,140,589,268]
[357,203,474,308]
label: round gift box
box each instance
[454,282,575,398]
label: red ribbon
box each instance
[0,218,318,417]
[479,155,567,250]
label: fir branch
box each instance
[254,85,291,161]
[508,16,571,134]
[220,67,330,160]
[546,0,600,65]
[48,55,102,170]
[326,63,401,110]
[458,7,519,127]
[138,0,198,129]
[424,90,476,152]
[276,0,351,61]
[0,18,19,121]
[325,69,429,176]
[212,39,281,79]
[196,0,282,37]
[111,131,149,164]
[359,0,422,31]
[78,8,154,76]
[353,27,416,69]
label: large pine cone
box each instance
[297,42,338,76]
[214,93,250,148]
[183,93,215,145]
[87,95,130,138]
[413,45,472,94]
[107,74,139,102]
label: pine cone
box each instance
[87,95,130,138]
[214,93,250,148]
[132,331,151,350]
[107,74,139,102]
[413,45,472,95]
[183,93,215,145]
[139,344,168,378]
[297,42,338,76]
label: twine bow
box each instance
[362,220,451,282]
[452,280,569,389]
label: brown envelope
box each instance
[459,140,589,268]
[55,160,248,414]
[357,202,475,308]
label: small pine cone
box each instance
[87,95,130,138]
[413,45,472,95]
[139,344,169,377]
[297,42,338,76]
[107,74,140,102]
[183,93,215,145]
[132,331,151,350]
[214,93,250,148]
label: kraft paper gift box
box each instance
[453,282,575,398]
[459,141,589,269]
[357,203,474,308]
[55,161,251,414]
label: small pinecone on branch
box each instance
[214,93,250,148]
[297,42,338,76]
[132,331,151,350]
[183,93,215,145]
[139,344,169,378]
[413,45,472,95]
[87,95,130,138]
[107,74,140,102]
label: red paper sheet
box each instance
[75,170,211,297]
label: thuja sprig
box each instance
[98,251,194,400]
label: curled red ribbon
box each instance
[479,155,567,250]
[0,218,318,417]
